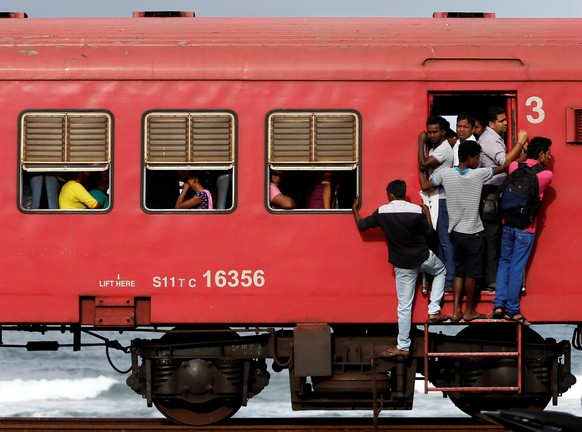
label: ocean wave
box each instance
[0,376,117,403]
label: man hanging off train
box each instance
[490,137,554,326]
[478,107,528,290]
[351,180,449,358]
[418,140,517,322]
[417,116,456,293]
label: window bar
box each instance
[310,114,316,162]
[188,115,193,163]
[64,114,69,162]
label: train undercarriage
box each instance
[125,322,576,425]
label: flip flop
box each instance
[504,313,531,326]
[450,314,463,323]
[490,307,504,319]
[427,313,450,324]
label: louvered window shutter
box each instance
[146,112,234,167]
[269,112,358,168]
[22,112,111,170]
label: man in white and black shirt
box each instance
[352,180,448,358]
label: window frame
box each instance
[142,110,237,213]
[18,110,113,213]
[266,109,361,213]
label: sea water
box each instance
[0,325,579,419]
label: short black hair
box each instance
[527,137,552,160]
[458,140,482,162]
[457,112,476,127]
[426,115,449,131]
[445,127,457,138]
[486,106,506,124]
[386,179,406,199]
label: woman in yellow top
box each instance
[58,172,103,210]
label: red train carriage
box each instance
[0,11,581,425]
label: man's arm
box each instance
[321,172,333,209]
[175,184,204,209]
[418,132,442,172]
[271,193,296,209]
[352,196,363,226]
[503,129,528,165]
[418,166,439,191]
[491,133,526,177]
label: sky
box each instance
[2,0,582,18]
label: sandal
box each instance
[490,307,504,319]
[504,313,531,326]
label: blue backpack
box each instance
[498,163,543,229]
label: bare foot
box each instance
[451,313,463,322]
[463,311,486,322]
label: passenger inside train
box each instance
[269,170,295,210]
[58,171,103,210]
[29,173,59,210]
[268,169,357,211]
[175,171,214,210]
[143,169,233,211]
[89,170,110,209]
[452,112,478,167]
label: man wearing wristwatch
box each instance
[478,106,528,290]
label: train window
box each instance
[143,111,236,212]
[566,107,582,144]
[267,111,360,211]
[19,112,112,212]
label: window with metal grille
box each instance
[19,112,112,212]
[143,111,236,212]
[267,111,360,211]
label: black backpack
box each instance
[498,163,544,229]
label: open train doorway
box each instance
[429,92,518,144]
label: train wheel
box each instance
[152,327,244,425]
[440,324,551,421]
[154,398,241,426]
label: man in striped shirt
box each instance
[418,140,509,322]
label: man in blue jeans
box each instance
[352,180,448,358]
[491,137,553,326]
[418,116,455,292]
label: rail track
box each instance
[0,417,505,431]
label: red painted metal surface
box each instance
[0,16,580,327]
[3,17,582,81]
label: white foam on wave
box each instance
[0,376,117,403]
